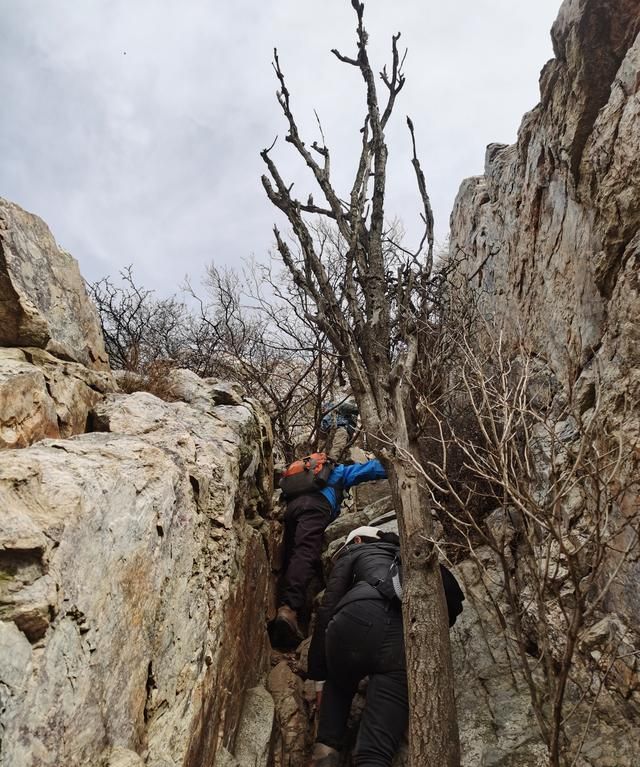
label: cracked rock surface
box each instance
[0,197,109,370]
[0,197,278,767]
[0,378,275,767]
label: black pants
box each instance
[281,495,332,612]
[317,599,408,767]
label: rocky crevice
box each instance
[1,0,639,764]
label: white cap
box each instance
[345,526,382,545]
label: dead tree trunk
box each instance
[387,456,460,765]
[259,2,460,764]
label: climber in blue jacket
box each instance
[271,458,387,651]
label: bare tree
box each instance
[193,259,341,461]
[90,263,341,463]
[88,266,192,371]
[260,2,460,763]
[414,312,639,767]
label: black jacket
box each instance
[318,541,399,622]
[307,541,464,680]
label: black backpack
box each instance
[373,554,465,627]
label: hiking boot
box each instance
[310,742,339,766]
[270,605,303,651]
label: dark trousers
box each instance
[281,495,332,612]
[317,599,408,767]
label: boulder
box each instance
[232,685,275,767]
[0,347,114,449]
[0,348,58,448]
[0,198,109,369]
[267,661,312,767]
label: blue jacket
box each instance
[320,459,387,519]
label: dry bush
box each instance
[89,263,342,462]
[410,290,639,766]
[115,359,181,402]
[88,267,193,372]
[409,272,500,560]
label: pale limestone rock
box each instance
[102,747,145,767]
[91,388,270,528]
[232,685,275,767]
[23,347,113,435]
[0,349,58,448]
[0,198,109,369]
[168,368,246,407]
[0,347,114,449]
[451,553,550,767]
[0,385,273,767]
[0,622,33,724]
[214,747,240,767]
[324,494,395,545]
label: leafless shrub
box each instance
[115,359,181,402]
[88,266,194,371]
[89,263,341,462]
[409,297,639,766]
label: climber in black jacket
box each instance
[306,526,464,767]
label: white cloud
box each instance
[0,0,560,293]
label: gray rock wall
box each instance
[0,198,278,767]
[448,0,640,763]
[450,0,639,447]
[449,0,640,641]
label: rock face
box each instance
[0,347,114,448]
[0,198,109,370]
[450,0,639,433]
[449,0,640,634]
[0,373,275,767]
[451,0,640,595]
[0,197,278,767]
[449,0,640,763]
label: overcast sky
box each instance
[1,0,560,294]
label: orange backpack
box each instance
[279,452,334,499]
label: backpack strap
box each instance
[366,551,402,603]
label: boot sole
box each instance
[269,616,303,651]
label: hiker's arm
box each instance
[338,459,387,490]
[307,553,354,680]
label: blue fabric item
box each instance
[320,459,387,519]
[321,402,359,435]
[321,412,357,433]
